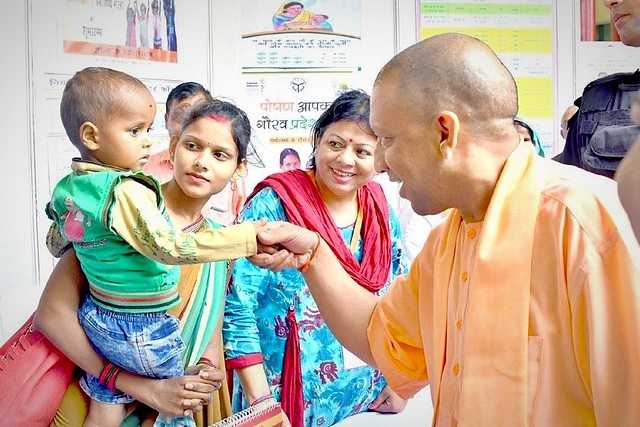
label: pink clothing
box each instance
[61,210,85,242]
[125,6,136,47]
[368,142,640,426]
[144,149,174,183]
[143,149,246,225]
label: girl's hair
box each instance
[181,100,263,166]
[307,89,373,169]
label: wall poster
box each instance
[240,73,357,190]
[241,0,362,71]
[417,0,557,155]
[29,0,211,280]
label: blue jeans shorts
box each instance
[78,296,186,404]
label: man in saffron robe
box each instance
[252,32,640,426]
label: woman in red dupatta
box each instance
[223,89,409,426]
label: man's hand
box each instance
[250,222,320,272]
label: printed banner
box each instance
[241,0,362,71]
[417,0,556,154]
[241,73,356,188]
[62,0,179,63]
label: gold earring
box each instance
[230,179,237,192]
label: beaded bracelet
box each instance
[298,231,321,273]
[197,356,218,369]
[99,362,123,393]
[250,394,273,407]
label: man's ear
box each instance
[434,111,460,160]
[79,122,100,151]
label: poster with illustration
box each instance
[61,0,179,63]
[240,73,359,189]
[241,0,362,71]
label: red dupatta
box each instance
[246,169,392,426]
[248,169,392,290]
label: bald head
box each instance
[375,33,518,131]
[561,105,578,122]
[560,105,579,139]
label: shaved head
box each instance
[561,105,579,123]
[374,33,518,134]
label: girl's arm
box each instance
[33,248,103,377]
[233,364,272,405]
[223,255,274,404]
[33,248,220,417]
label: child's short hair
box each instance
[60,67,149,149]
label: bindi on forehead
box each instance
[206,113,229,124]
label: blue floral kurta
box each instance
[223,187,407,427]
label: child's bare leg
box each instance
[83,400,126,427]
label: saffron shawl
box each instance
[249,169,392,291]
[431,142,544,426]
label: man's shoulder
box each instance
[541,161,635,250]
[542,161,614,201]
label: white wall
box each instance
[0,2,40,340]
[0,1,585,341]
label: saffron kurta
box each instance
[369,142,640,426]
[223,186,407,427]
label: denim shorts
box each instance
[78,296,186,404]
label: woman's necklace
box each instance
[181,214,205,233]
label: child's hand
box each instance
[252,219,281,255]
[251,218,268,235]
[250,221,320,272]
